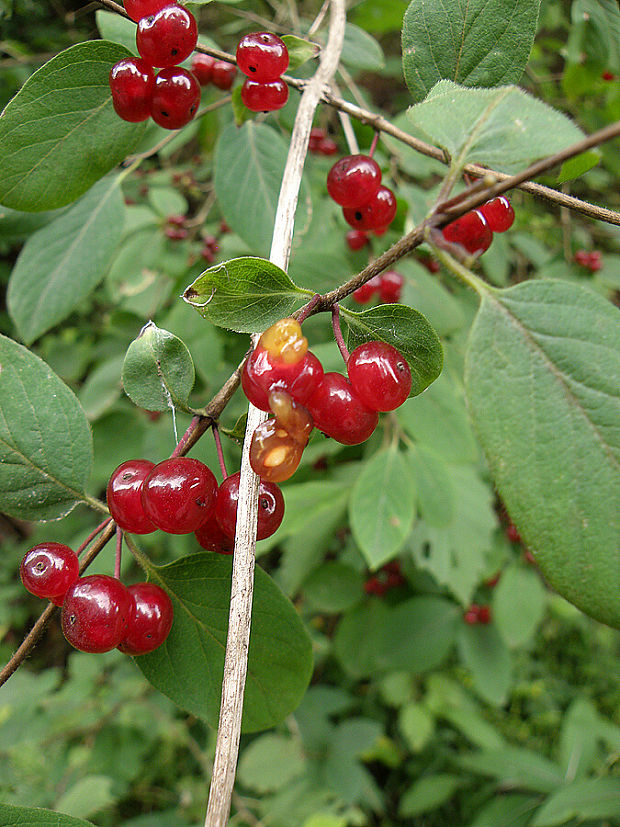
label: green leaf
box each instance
[122,322,195,413]
[341,24,385,71]
[78,355,124,421]
[407,446,455,527]
[408,81,584,173]
[183,256,309,333]
[457,624,512,706]
[468,794,540,827]
[493,563,547,648]
[7,175,125,345]
[136,553,313,732]
[464,280,620,628]
[349,446,415,569]
[95,10,138,54]
[399,259,466,337]
[237,734,306,793]
[281,35,320,70]
[214,122,311,257]
[0,335,93,521]
[457,746,564,794]
[55,775,115,819]
[333,601,391,679]
[341,303,442,398]
[402,0,541,102]
[399,774,464,818]
[0,42,144,211]
[0,804,94,825]
[531,778,620,826]
[398,702,435,752]
[303,562,364,613]
[425,674,505,750]
[559,698,600,781]
[557,149,601,183]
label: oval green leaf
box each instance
[465,280,620,628]
[457,623,512,706]
[281,35,320,70]
[0,334,93,521]
[0,41,144,211]
[0,804,94,826]
[136,553,313,732]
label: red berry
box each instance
[477,605,491,624]
[306,373,378,445]
[107,459,157,534]
[464,609,479,625]
[587,251,602,272]
[318,137,338,155]
[242,347,323,412]
[136,5,198,68]
[308,127,326,152]
[241,78,288,112]
[236,32,289,82]
[249,419,305,482]
[211,60,237,90]
[342,185,397,231]
[506,523,521,544]
[109,57,155,122]
[151,67,201,129]
[215,472,284,541]
[347,341,412,411]
[191,53,216,86]
[124,0,169,22]
[195,513,234,554]
[118,583,174,655]
[479,196,515,233]
[327,154,382,208]
[346,229,368,251]
[364,576,387,596]
[62,575,132,653]
[141,457,217,534]
[379,270,404,303]
[165,226,189,240]
[602,70,616,81]
[352,274,381,304]
[20,543,80,605]
[442,210,492,256]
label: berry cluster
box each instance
[463,603,491,625]
[574,249,602,272]
[236,32,289,112]
[352,270,404,304]
[20,543,173,655]
[110,0,200,129]
[308,127,338,156]
[243,318,412,481]
[190,54,236,90]
[364,561,405,596]
[164,213,189,240]
[441,196,514,257]
[327,154,397,233]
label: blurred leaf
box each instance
[78,355,124,421]
[425,674,505,750]
[237,734,306,793]
[458,746,564,793]
[457,624,512,706]
[559,698,600,781]
[333,601,391,679]
[55,775,115,819]
[341,24,385,71]
[407,446,455,527]
[557,149,601,183]
[493,563,547,648]
[95,10,137,53]
[399,774,465,817]
[303,562,364,613]
[399,260,466,336]
[377,597,459,673]
[468,794,540,827]
[531,777,620,826]
[0,804,94,825]
[398,702,435,752]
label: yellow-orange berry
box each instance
[259,318,307,365]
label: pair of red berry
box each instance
[190,53,236,91]
[309,127,338,156]
[352,270,404,304]
[574,249,602,272]
[463,603,491,625]
[243,318,412,481]
[364,561,405,596]
[441,196,514,256]
[327,154,397,233]
[236,32,289,112]
[20,543,173,655]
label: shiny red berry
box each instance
[191,53,216,86]
[347,341,412,411]
[236,32,289,82]
[136,5,198,67]
[141,457,217,534]
[343,185,397,231]
[107,459,157,534]
[62,575,132,653]
[20,543,80,605]
[479,196,515,233]
[109,58,155,122]
[306,373,378,445]
[346,229,368,251]
[211,60,236,90]
[151,67,201,129]
[379,270,404,303]
[352,274,381,304]
[194,513,234,554]
[215,472,284,541]
[242,347,323,412]
[118,583,174,655]
[442,209,492,256]
[124,0,169,22]
[327,154,381,208]
[241,78,288,111]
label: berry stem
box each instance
[331,304,350,363]
[436,174,496,216]
[76,518,113,556]
[212,423,228,480]
[427,228,491,297]
[171,414,203,458]
[368,130,379,158]
[296,293,322,324]
[115,527,123,580]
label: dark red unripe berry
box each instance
[477,605,491,624]
[318,137,338,155]
[109,58,155,122]
[195,513,233,554]
[118,583,174,655]
[379,270,404,303]
[602,70,616,81]
[348,341,412,411]
[151,67,201,129]
[20,543,80,605]
[215,472,284,541]
[124,0,169,22]
[306,373,379,445]
[327,154,382,208]
[479,196,515,233]
[136,5,198,67]
[308,127,326,152]
[242,347,324,412]
[464,609,479,625]
[107,459,157,534]
[241,78,289,112]
[343,186,397,231]
[506,523,521,544]
[236,32,289,82]
[442,209,492,256]
[352,274,381,304]
[62,575,132,653]
[191,53,216,86]
[141,457,217,534]
[211,60,237,90]
[346,229,368,251]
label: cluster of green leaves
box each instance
[0,0,619,823]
